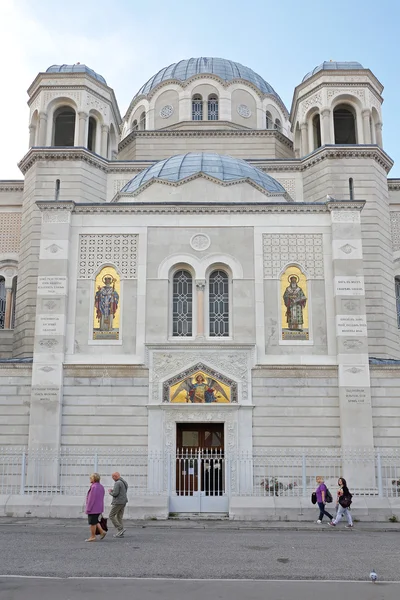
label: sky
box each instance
[1,0,399,179]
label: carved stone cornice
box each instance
[326,200,366,212]
[301,144,393,174]
[18,147,109,175]
[388,179,400,191]
[118,127,294,153]
[36,201,76,212]
[0,181,24,192]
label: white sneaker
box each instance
[316,520,322,524]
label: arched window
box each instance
[312,114,321,149]
[209,270,229,337]
[266,111,273,129]
[139,112,146,130]
[87,116,97,152]
[0,277,5,329]
[395,277,400,329]
[208,95,219,120]
[334,104,356,144]
[172,270,193,337]
[132,120,138,131]
[192,95,203,120]
[274,118,282,132]
[53,107,76,146]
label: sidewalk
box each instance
[0,516,399,532]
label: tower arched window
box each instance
[139,112,146,130]
[172,270,193,337]
[209,270,229,337]
[395,277,400,329]
[192,95,203,120]
[266,111,273,129]
[0,277,5,329]
[87,116,97,152]
[274,118,282,132]
[53,107,76,146]
[312,114,321,149]
[334,104,356,144]
[132,120,138,131]
[208,95,219,121]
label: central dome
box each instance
[135,57,282,102]
[120,153,286,195]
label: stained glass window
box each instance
[192,96,203,121]
[173,270,193,336]
[208,96,219,121]
[209,270,229,337]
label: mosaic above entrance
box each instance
[164,363,237,403]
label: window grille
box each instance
[395,278,400,328]
[139,113,146,130]
[192,96,203,121]
[274,118,282,132]
[208,96,219,121]
[209,270,229,337]
[173,270,193,336]
[266,111,273,129]
[0,278,5,329]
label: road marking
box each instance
[0,575,399,583]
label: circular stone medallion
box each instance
[190,233,211,251]
[237,104,251,118]
[160,105,174,119]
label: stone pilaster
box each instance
[329,201,375,488]
[28,202,74,462]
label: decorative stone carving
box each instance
[78,234,138,279]
[38,339,58,349]
[331,211,360,223]
[237,104,251,118]
[164,408,237,453]
[263,234,324,279]
[45,243,62,254]
[0,212,21,253]
[339,243,357,255]
[160,105,174,119]
[301,92,322,116]
[42,211,71,224]
[190,233,211,251]
[271,177,296,200]
[327,88,365,101]
[113,179,130,194]
[43,90,81,105]
[342,299,360,312]
[343,339,363,350]
[390,212,400,252]
[195,279,206,291]
[85,96,108,116]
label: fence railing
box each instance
[0,447,399,498]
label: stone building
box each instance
[1,57,400,517]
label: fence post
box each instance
[20,451,26,495]
[302,454,307,497]
[94,453,98,473]
[376,452,383,497]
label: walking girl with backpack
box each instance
[314,476,334,524]
[329,477,353,528]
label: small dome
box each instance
[46,64,107,85]
[135,57,283,103]
[121,153,285,195]
[302,61,365,82]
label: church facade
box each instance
[1,58,400,517]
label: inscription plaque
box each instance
[37,314,64,336]
[334,276,365,296]
[37,276,68,296]
[336,315,367,336]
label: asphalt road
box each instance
[1,578,399,600]
[0,520,398,582]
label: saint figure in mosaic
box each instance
[283,274,307,330]
[171,373,230,403]
[93,268,120,340]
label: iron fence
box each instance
[0,447,399,498]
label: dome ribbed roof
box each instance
[46,64,106,85]
[135,57,283,103]
[302,61,365,82]
[121,153,286,195]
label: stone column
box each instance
[29,125,36,148]
[101,124,109,156]
[78,112,88,147]
[27,203,74,486]
[320,108,331,145]
[4,287,13,329]
[300,123,308,155]
[362,109,371,144]
[328,201,375,489]
[195,279,206,338]
[375,122,383,147]
[38,112,47,146]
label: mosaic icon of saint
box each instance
[171,373,229,403]
[95,274,119,332]
[283,274,307,330]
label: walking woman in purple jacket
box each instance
[85,473,106,542]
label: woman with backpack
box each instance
[329,477,353,528]
[314,476,334,524]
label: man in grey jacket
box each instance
[108,472,128,538]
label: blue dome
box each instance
[135,57,283,103]
[302,61,365,82]
[46,64,107,85]
[121,153,286,195]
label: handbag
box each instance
[99,515,108,532]
[339,494,352,509]
[311,491,317,505]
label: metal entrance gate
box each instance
[169,449,229,513]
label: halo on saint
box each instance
[102,274,116,284]
[287,273,299,283]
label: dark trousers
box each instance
[318,501,333,521]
